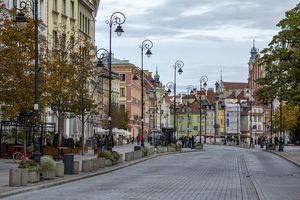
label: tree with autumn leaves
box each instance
[0,6,98,146]
[44,26,97,146]
[257,3,300,142]
[0,7,47,119]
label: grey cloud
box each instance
[95,0,298,42]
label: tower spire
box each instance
[154,64,160,83]
[220,69,223,81]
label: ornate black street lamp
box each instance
[13,0,40,162]
[186,85,194,137]
[132,40,153,147]
[105,12,126,151]
[140,40,153,147]
[199,76,208,143]
[166,60,184,141]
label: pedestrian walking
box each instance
[137,133,141,145]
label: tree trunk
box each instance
[57,112,64,146]
[81,111,85,155]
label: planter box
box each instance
[112,160,118,165]
[28,170,40,183]
[195,144,203,150]
[266,144,276,150]
[118,154,123,164]
[105,159,112,167]
[73,161,80,174]
[93,158,99,170]
[42,170,55,179]
[20,168,28,186]
[125,152,133,161]
[55,163,64,177]
[82,159,91,172]
[9,168,21,187]
[98,157,106,168]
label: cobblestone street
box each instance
[2,145,300,200]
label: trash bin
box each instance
[63,154,74,175]
[134,146,141,151]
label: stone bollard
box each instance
[73,161,80,174]
[9,168,21,187]
[82,159,90,172]
[20,168,28,186]
[55,163,64,177]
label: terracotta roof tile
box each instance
[223,82,248,90]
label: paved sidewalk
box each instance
[266,145,300,167]
[0,143,141,194]
[0,143,195,198]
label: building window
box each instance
[120,88,125,97]
[53,31,58,47]
[71,1,74,18]
[40,0,44,21]
[119,74,125,81]
[120,105,125,112]
[53,0,57,11]
[80,13,82,30]
[88,19,90,35]
[85,17,88,33]
[62,0,66,15]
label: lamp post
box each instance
[186,85,194,137]
[106,12,126,151]
[214,81,220,145]
[199,76,208,143]
[166,60,184,141]
[245,89,253,147]
[132,40,153,147]
[95,48,109,151]
[13,0,41,162]
[141,40,153,147]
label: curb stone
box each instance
[265,150,300,167]
[0,150,195,199]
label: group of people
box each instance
[257,136,284,147]
[178,136,196,148]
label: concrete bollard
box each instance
[55,163,64,177]
[9,168,21,187]
[73,161,80,174]
[20,168,28,186]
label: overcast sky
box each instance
[95,0,298,92]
